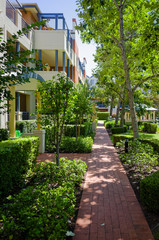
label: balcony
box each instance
[6,0,29,38]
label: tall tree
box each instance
[76,0,159,138]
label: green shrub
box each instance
[140,171,159,212]
[143,122,157,133]
[140,138,159,153]
[113,134,133,145]
[104,120,115,129]
[0,137,39,196]
[111,126,128,134]
[97,112,109,120]
[119,140,158,173]
[60,136,93,153]
[16,120,37,133]
[0,159,87,239]
[0,129,9,142]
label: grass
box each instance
[126,130,159,140]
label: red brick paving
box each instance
[37,122,154,240]
[73,123,154,240]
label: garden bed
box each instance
[114,139,159,240]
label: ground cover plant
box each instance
[116,139,159,239]
[0,158,87,240]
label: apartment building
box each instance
[0,0,86,129]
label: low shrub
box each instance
[0,129,9,142]
[111,126,128,134]
[16,120,37,133]
[119,140,159,173]
[0,137,39,196]
[143,122,157,133]
[140,171,159,212]
[140,138,159,153]
[60,136,93,153]
[113,134,133,146]
[97,112,110,120]
[0,159,87,239]
[104,120,115,129]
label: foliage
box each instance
[0,159,87,239]
[0,129,9,142]
[60,137,93,153]
[104,120,115,129]
[140,171,159,213]
[16,120,37,133]
[46,136,93,153]
[38,74,74,165]
[140,138,159,154]
[119,140,159,174]
[143,122,157,133]
[0,137,39,196]
[111,126,128,134]
[97,112,109,120]
[113,134,133,146]
[0,22,44,112]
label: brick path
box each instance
[73,122,154,240]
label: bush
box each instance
[140,171,159,212]
[60,136,93,153]
[111,126,128,134]
[140,138,159,153]
[104,120,115,129]
[0,129,9,142]
[0,159,87,239]
[97,112,109,120]
[143,122,157,133]
[0,137,39,196]
[113,134,133,145]
[16,120,37,133]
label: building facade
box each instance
[0,0,86,129]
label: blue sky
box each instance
[20,0,96,76]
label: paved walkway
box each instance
[73,123,154,240]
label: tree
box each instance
[0,21,44,113]
[76,0,159,138]
[37,74,74,165]
[71,83,93,140]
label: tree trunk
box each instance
[110,96,114,117]
[115,98,120,125]
[119,6,139,138]
[120,100,125,127]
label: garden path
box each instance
[37,122,154,240]
[73,122,154,240]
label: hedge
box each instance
[97,112,110,120]
[0,137,39,196]
[143,122,157,133]
[0,129,9,142]
[16,120,37,133]
[139,138,159,153]
[140,171,159,212]
[104,120,115,129]
[113,134,134,146]
[111,126,128,134]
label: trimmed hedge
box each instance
[113,134,134,146]
[143,122,157,133]
[0,129,9,142]
[111,126,128,134]
[16,120,37,133]
[60,136,93,153]
[0,137,39,196]
[97,112,110,120]
[104,120,115,129]
[140,171,159,212]
[140,138,159,153]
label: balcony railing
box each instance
[6,0,16,24]
[22,18,29,38]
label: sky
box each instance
[19,0,97,76]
